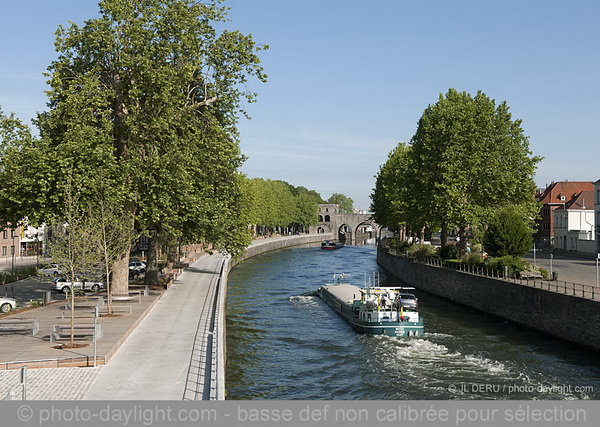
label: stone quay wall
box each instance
[377,248,600,352]
[231,233,332,268]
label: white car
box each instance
[38,263,62,276]
[51,277,105,294]
[0,296,17,313]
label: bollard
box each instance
[20,366,27,400]
[42,290,52,305]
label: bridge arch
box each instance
[310,204,381,245]
[338,223,352,243]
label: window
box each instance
[2,230,6,239]
[10,246,14,256]
[1,246,5,256]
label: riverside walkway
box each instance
[84,252,227,400]
[0,234,328,400]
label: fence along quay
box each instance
[377,246,600,352]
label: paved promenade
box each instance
[84,253,226,400]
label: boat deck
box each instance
[322,284,361,304]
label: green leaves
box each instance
[483,207,534,257]
[372,88,541,243]
[327,193,354,214]
[1,1,269,276]
[245,178,322,234]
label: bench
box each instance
[50,323,103,342]
[0,318,39,336]
[105,291,142,304]
[519,271,544,280]
[99,304,133,314]
[63,297,104,311]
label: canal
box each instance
[226,244,600,399]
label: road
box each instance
[524,252,599,287]
[0,275,61,304]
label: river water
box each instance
[226,244,600,400]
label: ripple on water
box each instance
[226,246,600,400]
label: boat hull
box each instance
[317,285,424,337]
[320,240,344,250]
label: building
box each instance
[20,224,45,256]
[534,181,594,249]
[553,190,595,255]
[0,226,20,263]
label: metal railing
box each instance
[385,248,598,301]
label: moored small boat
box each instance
[316,274,424,337]
[321,240,344,250]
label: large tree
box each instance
[327,193,354,214]
[1,0,267,295]
[408,89,541,253]
[370,143,415,240]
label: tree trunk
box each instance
[111,208,135,297]
[144,233,160,285]
[166,242,178,269]
[111,244,131,297]
[419,226,426,242]
[458,225,468,257]
[440,222,448,247]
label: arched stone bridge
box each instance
[308,204,382,245]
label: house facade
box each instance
[534,181,594,249]
[0,227,20,262]
[553,190,596,255]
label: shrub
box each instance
[0,265,38,285]
[483,207,534,257]
[390,238,411,252]
[470,243,483,254]
[485,255,530,276]
[409,243,437,261]
[438,245,459,260]
[537,268,549,280]
[462,253,485,267]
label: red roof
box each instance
[537,181,594,205]
[558,190,595,210]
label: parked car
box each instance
[37,263,62,276]
[51,277,105,294]
[129,261,146,272]
[397,293,418,310]
[0,296,17,313]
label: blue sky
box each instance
[1,0,598,210]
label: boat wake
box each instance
[362,335,583,399]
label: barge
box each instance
[316,275,424,337]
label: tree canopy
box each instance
[245,178,322,234]
[371,88,541,252]
[0,0,268,294]
[327,193,354,214]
